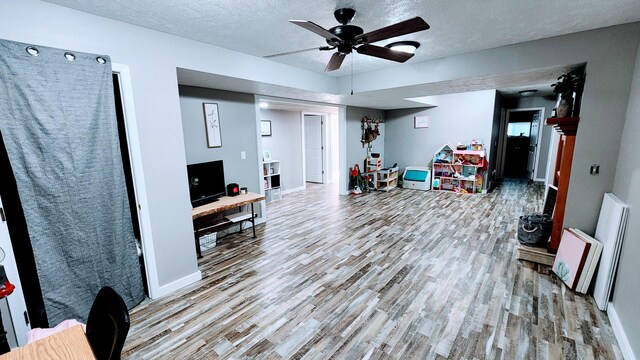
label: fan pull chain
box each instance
[350,53,354,95]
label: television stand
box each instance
[191,192,265,258]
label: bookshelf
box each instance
[263,160,281,202]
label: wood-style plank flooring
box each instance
[122,180,622,359]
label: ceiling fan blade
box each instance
[290,20,342,42]
[264,47,326,58]
[325,52,346,72]
[355,17,430,44]
[355,44,414,62]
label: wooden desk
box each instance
[192,192,265,258]
[0,325,95,360]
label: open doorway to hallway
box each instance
[258,99,340,203]
[503,109,541,179]
[495,88,558,185]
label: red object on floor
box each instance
[0,281,15,298]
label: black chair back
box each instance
[86,286,130,360]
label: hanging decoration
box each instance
[360,116,384,147]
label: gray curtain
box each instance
[0,39,144,325]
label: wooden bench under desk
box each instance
[191,192,265,258]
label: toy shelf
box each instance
[431,144,485,194]
[376,167,399,192]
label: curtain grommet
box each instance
[26,46,39,56]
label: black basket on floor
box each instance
[517,213,552,247]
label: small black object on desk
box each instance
[227,183,239,196]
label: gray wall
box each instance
[340,23,640,235]
[179,86,261,201]
[0,0,336,288]
[346,107,385,172]
[504,96,557,180]
[260,109,304,191]
[611,44,640,358]
[384,90,497,188]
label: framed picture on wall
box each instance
[203,102,222,148]
[414,116,429,128]
[261,120,272,136]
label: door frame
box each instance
[497,107,545,180]
[0,63,158,347]
[0,196,30,346]
[302,112,328,184]
[112,64,161,299]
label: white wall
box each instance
[340,23,640,234]
[611,42,640,359]
[260,109,304,191]
[384,90,497,188]
[0,0,339,289]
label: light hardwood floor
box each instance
[123,180,622,359]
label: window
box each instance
[508,122,531,137]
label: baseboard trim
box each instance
[153,271,202,299]
[608,302,637,360]
[282,186,305,195]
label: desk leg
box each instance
[251,202,256,238]
[194,232,202,259]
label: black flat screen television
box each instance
[187,160,226,207]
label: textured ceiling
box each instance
[43,0,640,76]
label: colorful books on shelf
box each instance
[552,228,603,294]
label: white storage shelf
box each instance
[263,160,282,202]
[376,167,399,192]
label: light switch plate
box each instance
[590,164,599,175]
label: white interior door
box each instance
[304,115,323,183]
[527,111,541,180]
[0,197,30,346]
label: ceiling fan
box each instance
[265,8,430,72]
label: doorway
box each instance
[257,99,340,202]
[0,65,153,346]
[499,108,544,180]
[304,114,325,184]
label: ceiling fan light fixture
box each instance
[385,41,420,54]
[518,89,538,97]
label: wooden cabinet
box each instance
[263,160,281,202]
[545,117,579,253]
